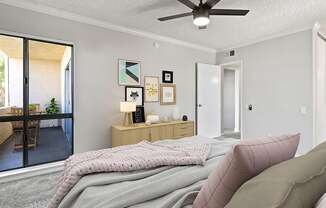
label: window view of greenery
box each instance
[0,55,5,107]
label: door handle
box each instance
[198,104,202,107]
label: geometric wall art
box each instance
[118,59,141,86]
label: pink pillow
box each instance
[193,134,300,208]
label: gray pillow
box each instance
[225,149,326,208]
[309,141,326,153]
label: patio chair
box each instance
[11,105,41,150]
[0,107,13,146]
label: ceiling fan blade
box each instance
[177,0,197,10]
[198,26,207,30]
[158,12,193,21]
[209,9,250,16]
[204,0,222,8]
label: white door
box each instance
[197,63,222,138]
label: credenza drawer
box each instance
[174,132,194,138]
[112,121,195,147]
[173,123,194,138]
[112,128,151,147]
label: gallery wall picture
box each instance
[144,76,159,103]
[160,84,176,105]
[119,59,141,86]
[125,86,144,106]
[162,70,173,83]
[132,106,145,123]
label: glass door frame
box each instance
[0,33,74,172]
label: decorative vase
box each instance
[162,116,169,122]
[172,107,180,121]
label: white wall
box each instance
[8,58,23,107]
[9,58,61,110]
[0,4,216,153]
[223,69,235,131]
[217,30,313,154]
[30,59,61,110]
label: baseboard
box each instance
[0,161,64,184]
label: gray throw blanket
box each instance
[57,136,238,208]
[49,140,210,208]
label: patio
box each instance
[0,126,72,172]
[0,34,73,172]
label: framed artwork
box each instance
[118,59,141,86]
[144,76,159,103]
[160,84,176,105]
[125,86,144,106]
[132,106,145,123]
[162,70,173,83]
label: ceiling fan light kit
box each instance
[193,9,210,27]
[158,0,249,29]
[193,16,210,27]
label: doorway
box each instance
[221,62,242,139]
[196,61,242,140]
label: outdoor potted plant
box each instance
[45,98,60,127]
[46,98,60,114]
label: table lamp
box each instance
[120,101,136,126]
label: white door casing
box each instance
[313,22,326,147]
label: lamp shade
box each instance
[120,102,136,113]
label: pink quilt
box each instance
[48,140,211,208]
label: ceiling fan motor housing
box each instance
[193,7,210,20]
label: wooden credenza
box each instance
[111,120,194,147]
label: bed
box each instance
[56,136,238,208]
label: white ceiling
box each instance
[4,0,326,51]
[0,35,67,60]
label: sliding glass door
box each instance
[0,34,74,172]
[0,35,24,171]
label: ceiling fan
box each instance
[158,0,249,29]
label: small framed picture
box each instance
[144,76,159,103]
[132,106,145,123]
[118,59,141,86]
[125,86,144,106]
[162,70,173,83]
[160,84,176,105]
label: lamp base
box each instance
[123,112,133,126]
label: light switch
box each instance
[300,106,307,115]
